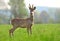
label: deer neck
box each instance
[30,12,34,22]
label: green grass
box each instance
[0,24,60,41]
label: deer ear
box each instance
[34,7,36,10]
[29,4,31,9]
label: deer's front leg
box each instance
[9,26,17,37]
[29,24,32,34]
[29,27,32,34]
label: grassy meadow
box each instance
[0,24,60,41]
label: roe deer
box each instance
[9,4,36,37]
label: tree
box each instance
[48,18,54,23]
[55,9,60,23]
[39,11,50,23]
[9,0,28,18]
[0,13,9,24]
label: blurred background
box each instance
[0,0,60,24]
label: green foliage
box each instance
[34,10,40,24]
[9,0,28,18]
[0,24,60,41]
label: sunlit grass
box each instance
[0,24,60,41]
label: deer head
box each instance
[29,4,36,13]
[29,4,36,21]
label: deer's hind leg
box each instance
[9,25,18,37]
[9,28,12,37]
[27,27,30,35]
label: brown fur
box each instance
[9,4,36,37]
